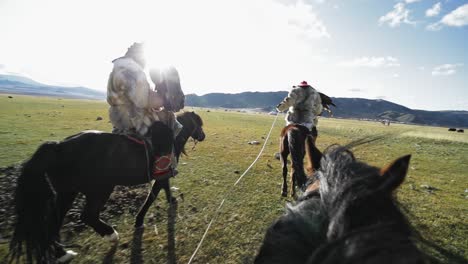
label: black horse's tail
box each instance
[287,127,308,187]
[10,141,58,263]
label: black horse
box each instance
[135,111,205,228]
[9,121,173,263]
[256,145,428,263]
[279,124,322,198]
[9,110,205,263]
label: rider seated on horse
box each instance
[276,81,323,139]
[107,42,183,179]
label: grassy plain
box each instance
[0,94,467,263]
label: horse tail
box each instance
[10,141,58,263]
[305,133,322,176]
[287,127,307,187]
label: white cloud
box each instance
[431,63,463,76]
[427,3,468,30]
[379,3,415,27]
[441,3,468,26]
[285,1,331,39]
[393,73,400,78]
[426,2,441,17]
[338,56,401,68]
[405,0,421,3]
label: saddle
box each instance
[124,133,175,180]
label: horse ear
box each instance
[379,155,411,192]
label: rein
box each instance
[187,113,279,264]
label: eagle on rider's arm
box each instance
[319,92,336,116]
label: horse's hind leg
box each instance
[280,136,289,197]
[52,192,78,261]
[81,189,118,242]
[135,181,163,228]
[291,169,297,198]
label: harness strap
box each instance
[127,135,145,145]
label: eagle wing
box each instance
[319,92,336,108]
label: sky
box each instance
[0,0,467,111]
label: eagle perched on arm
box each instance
[319,92,336,117]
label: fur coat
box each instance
[107,57,181,136]
[277,85,323,128]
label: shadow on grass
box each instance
[422,238,467,264]
[102,243,118,264]
[129,202,178,264]
[167,202,178,264]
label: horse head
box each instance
[150,67,185,112]
[187,111,205,141]
[317,145,411,239]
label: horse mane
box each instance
[257,140,429,263]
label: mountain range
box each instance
[0,74,105,100]
[1,74,466,128]
[186,92,468,128]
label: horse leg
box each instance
[291,169,296,198]
[52,192,78,262]
[135,181,163,228]
[81,189,118,242]
[162,179,177,204]
[280,136,289,197]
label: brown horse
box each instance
[280,124,322,198]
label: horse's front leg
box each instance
[135,181,163,228]
[81,189,118,242]
[162,179,177,205]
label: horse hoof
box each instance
[57,250,78,263]
[104,230,119,243]
[281,192,287,197]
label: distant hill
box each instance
[2,74,466,128]
[187,92,468,128]
[0,74,105,100]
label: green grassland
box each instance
[0,94,467,263]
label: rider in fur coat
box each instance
[107,43,183,178]
[276,81,323,137]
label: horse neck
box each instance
[175,116,193,153]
